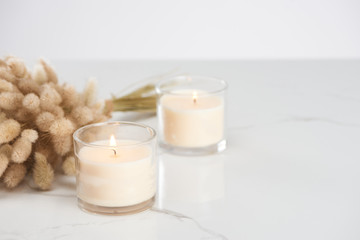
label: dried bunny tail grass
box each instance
[24,70,32,80]
[0,112,7,123]
[22,93,40,111]
[5,56,27,78]
[40,83,62,105]
[98,117,110,124]
[11,130,38,163]
[93,115,109,123]
[49,81,62,91]
[34,139,58,164]
[0,79,15,92]
[83,78,97,107]
[32,63,47,84]
[40,59,58,83]
[35,111,55,132]
[71,106,94,126]
[95,102,111,119]
[0,119,21,144]
[62,155,76,176]
[34,142,51,158]
[103,99,114,116]
[0,154,9,177]
[91,101,111,122]
[40,101,64,117]
[14,108,33,123]
[3,163,27,188]
[0,68,16,83]
[48,154,62,170]
[0,59,7,68]
[0,144,13,157]
[51,106,65,118]
[21,129,38,142]
[92,100,104,112]
[11,138,31,163]
[80,131,97,143]
[33,152,54,190]
[61,84,81,107]
[0,144,13,176]
[49,118,74,137]
[52,135,72,156]
[17,78,40,95]
[97,100,108,113]
[0,92,24,110]
[0,55,117,189]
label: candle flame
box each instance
[110,135,117,156]
[193,91,198,104]
[110,135,117,147]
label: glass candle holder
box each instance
[73,121,157,215]
[155,75,227,155]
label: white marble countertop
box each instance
[1,60,360,240]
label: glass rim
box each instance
[155,75,228,96]
[73,121,157,149]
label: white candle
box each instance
[77,138,156,207]
[159,90,224,148]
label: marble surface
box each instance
[1,60,360,240]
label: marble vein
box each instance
[151,207,228,240]
[25,220,117,239]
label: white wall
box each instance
[0,0,360,60]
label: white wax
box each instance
[77,140,156,207]
[159,91,224,147]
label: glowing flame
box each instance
[109,135,117,156]
[110,134,117,147]
[193,91,198,104]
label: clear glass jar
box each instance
[156,75,227,155]
[73,121,157,215]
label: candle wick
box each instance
[193,98,197,104]
[112,149,117,156]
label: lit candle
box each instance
[73,122,157,215]
[159,90,224,148]
[156,76,227,155]
[109,134,117,156]
[193,91,198,104]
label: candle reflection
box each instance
[158,153,225,205]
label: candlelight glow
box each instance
[110,134,117,147]
[193,91,198,104]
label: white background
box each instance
[1,0,360,60]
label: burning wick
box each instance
[109,134,117,156]
[193,91,198,104]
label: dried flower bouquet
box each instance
[0,56,157,190]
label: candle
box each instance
[77,140,155,207]
[156,76,227,155]
[73,122,157,215]
[159,90,224,147]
